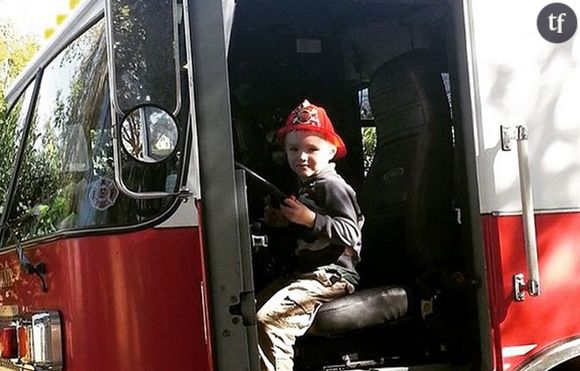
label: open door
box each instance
[226,0,489,370]
[465,1,580,370]
[186,0,259,370]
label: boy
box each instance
[257,99,363,371]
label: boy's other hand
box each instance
[264,204,290,228]
[280,197,316,228]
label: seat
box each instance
[307,285,410,336]
[307,49,455,337]
[359,49,455,286]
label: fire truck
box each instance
[0,0,579,370]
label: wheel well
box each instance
[550,356,580,371]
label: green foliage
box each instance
[0,23,40,220]
[0,22,40,95]
[0,87,18,215]
[2,22,111,239]
[362,126,377,175]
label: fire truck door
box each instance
[187,0,259,370]
[465,1,580,370]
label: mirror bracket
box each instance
[178,186,193,200]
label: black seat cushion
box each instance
[307,285,409,337]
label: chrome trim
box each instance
[515,126,540,296]
[200,281,210,346]
[513,273,525,302]
[28,311,63,369]
[182,0,201,198]
[0,310,63,371]
[489,207,580,216]
[103,0,123,116]
[501,125,514,151]
[172,0,182,116]
[499,125,540,298]
[461,0,484,158]
[514,337,580,371]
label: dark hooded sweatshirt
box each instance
[293,164,363,285]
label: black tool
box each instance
[235,162,289,206]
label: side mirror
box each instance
[105,0,181,115]
[105,0,189,200]
[121,106,178,163]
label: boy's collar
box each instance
[301,163,336,182]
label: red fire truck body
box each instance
[0,229,212,370]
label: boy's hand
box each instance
[264,204,290,228]
[280,197,316,228]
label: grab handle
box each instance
[501,125,540,300]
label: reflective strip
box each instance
[503,344,537,358]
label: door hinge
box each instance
[513,273,540,302]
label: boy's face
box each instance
[284,131,337,180]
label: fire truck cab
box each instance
[1,0,580,370]
[211,0,580,370]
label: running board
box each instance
[323,363,469,371]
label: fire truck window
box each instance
[361,126,376,176]
[359,87,376,176]
[358,87,374,121]
[0,84,35,226]
[5,20,177,243]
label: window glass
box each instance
[110,0,179,114]
[7,20,180,242]
[358,87,376,176]
[361,126,376,176]
[0,84,35,219]
[358,87,374,121]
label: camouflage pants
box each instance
[256,269,354,371]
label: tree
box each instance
[0,22,39,217]
[0,22,40,95]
